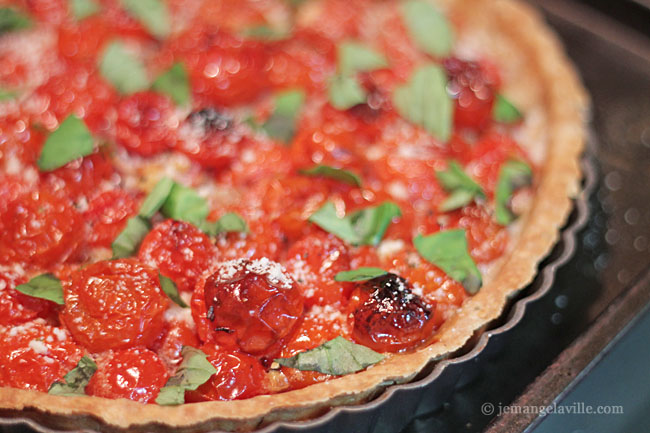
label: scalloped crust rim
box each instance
[0,0,588,431]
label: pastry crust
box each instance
[0,0,588,430]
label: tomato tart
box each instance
[0,0,587,431]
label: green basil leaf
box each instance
[242,25,290,41]
[0,88,18,101]
[138,177,175,219]
[120,0,170,39]
[334,267,388,282]
[158,273,188,308]
[37,115,94,172]
[338,41,387,75]
[309,201,401,246]
[400,0,453,57]
[328,74,366,110]
[495,159,532,225]
[436,161,485,211]
[275,336,384,375]
[156,347,217,405]
[414,229,481,294]
[111,215,151,259]
[262,89,305,144]
[161,183,209,227]
[99,41,149,94]
[201,212,249,236]
[393,63,452,142]
[300,165,362,187]
[0,8,31,34]
[15,274,64,305]
[69,0,100,20]
[49,356,97,396]
[493,94,523,124]
[152,62,190,106]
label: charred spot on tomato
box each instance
[351,273,436,353]
[203,258,304,357]
[188,108,234,134]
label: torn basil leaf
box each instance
[201,212,249,236]
[436,161,485,211]
[161,183,209,227]
[493,94,523,124]
[0,8,31,34]
[334,268,388,282]
[15,274,64,305]
[0,89,18,101]
[152,62,190,106]
[242,25,290,41]
[49,356,97,396]
[158,273,188,308]
[111,216,151,259]
[69,0,100,20]
[138,177,175,219]
[300,165,362,187]
[262,89,305,144]
[156,347,217,405]
[393,63,452,142]
[413,229,482,294]
[100,41,149,94]
[400,0,453,57]
[309,201,401,246]
[328,74,366,110]
[338,41,387,75]
[120,0,169,39]
[495,159,532,225]
[275,336,384,375]
[37,115,94,172]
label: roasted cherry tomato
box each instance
[0,272,57,326]
[61,259,168,352]
[154,318,200,371]
[84,189,139,248]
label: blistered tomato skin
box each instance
[351,273,436,353]
[185,344,266,402]
[203,259,304,356]
[115,92,178,157]
[0,319,83,392]
[61,259,169,352]
[285,232,353,307]
[138,219,217,293]
[86,348,170,403]
[0,189,84,269]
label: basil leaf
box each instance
[111,215,151,259]
[15,274,64,305]
[262,89,305,144]
[495,159,532,225]
[139,177,175,219]
[201,212,249,236]
[334,268,388,282]
[393,64,452,142]
[156,347,217,405]
[48,356,97,396]
[120,0,170,39]
[400,0,453,57]
[152,62,190,106]
[161,183,209,227]
[328,74,366,110]
[0,88,18,101]
[338,41,387,75]
[275,336,384,375]
[158,273,188,308]
[436,161,485,211]
[493,94,523,124]
[69,0,100,20]
[99,41,149,94]
[37,115,94,172]
[300,165,362,187]
[242,25,290,41]
[414,229,482,294]
[309,201,401,246]
[0,8,31,34]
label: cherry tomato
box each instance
[154,319,200,371]
[0,271,56,326]
[84,189,139,248]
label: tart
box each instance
[0,0,587,431]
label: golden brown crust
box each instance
[0,0,588,430]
